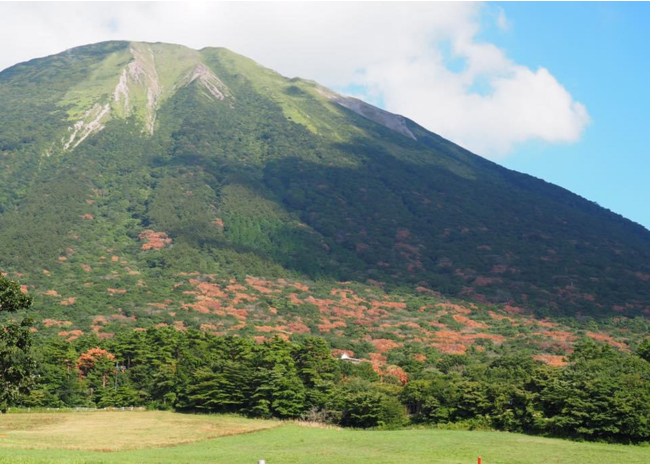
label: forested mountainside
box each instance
[0,41,649,361]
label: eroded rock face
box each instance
[62,103,111,150]
[112,43,162,135]
[317,87,417,140]
[185,63,230,101]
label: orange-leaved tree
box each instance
[76,347,115,389]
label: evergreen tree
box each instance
[0,275,34,412]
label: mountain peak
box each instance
[56,42,235,143]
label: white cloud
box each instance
[0,2,588,158]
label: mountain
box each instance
[0,41,648,357]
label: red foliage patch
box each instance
[416,286,441,296]
[107,288,127,295]
[246,277,282,294]
[395,228,411,240]
[372,301,407,310]
[43,319,72,328]
[256,325,284,333]
[76,347,115,375]
[199,323,223,334]
[431,330,505,354]
[474,333,506,344]
[400,321,421,329]
[436,303,472,314]
[434,343,467,355]
[173,321,187,332]
[226,283,247,292]
[58,329,84,342]
[356,243,369,252]
[428,320,447,329]
[544,330,576,342]
[287,321,311,334]
[586,332,628,351]
[292,282,309,292]
[384,365,409,385]
[139,230,173,250]
[533,354,567,367]
[193,280,228,298]
[535,319,559,328]
[371,338,402,353]
[488,311,519,325]
[635,272,650,281]
[231,293,257,307]
[452,314,488,329]
[318,318,347,333]
[504,305,526,315]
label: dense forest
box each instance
[11,327,650,444]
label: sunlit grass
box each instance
[0,410,278,451]
[1,411,649,464]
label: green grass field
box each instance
[0,411,648,464]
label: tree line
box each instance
[12,326,650,443]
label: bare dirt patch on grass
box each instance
[0,411,277,451]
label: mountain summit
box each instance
[0,41,649,337]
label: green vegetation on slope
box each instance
[0,40,648,327]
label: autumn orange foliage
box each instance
[76,347,115,376]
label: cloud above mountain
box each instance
[0,2,589,158]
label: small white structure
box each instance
[340,352,361,363]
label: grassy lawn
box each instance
[0,411,648,464]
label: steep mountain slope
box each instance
[0,41,649,355]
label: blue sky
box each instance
[0,2,647,229]
[335,3,649,229]
[482,2,650,230]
